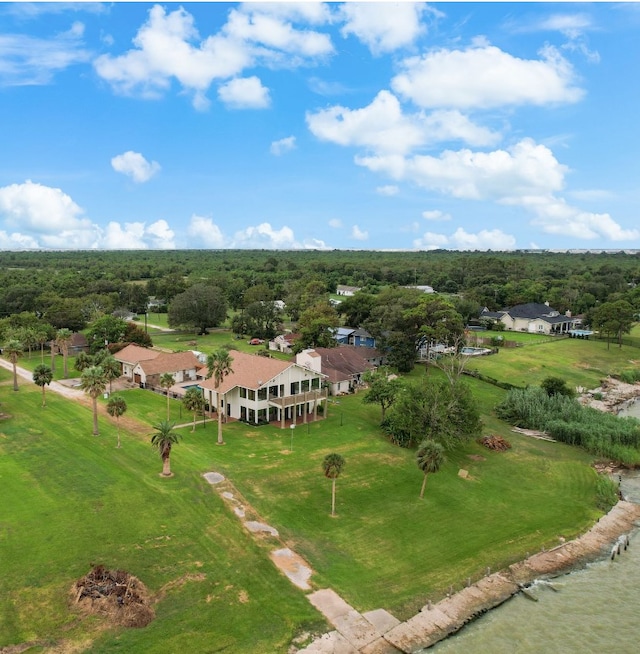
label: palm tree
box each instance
[183,387,205,432]
[74,351,93,373]
[416,440,445,499]
[100,355,122,394]
[34,324,52,363]
[150,420,181,477]
[55,328,73,379]
[33,363,53,407]
[80,365,107,436]
[107,395,127,448]
[160,372,175,420]
[5,339,24,391]
[322,453,346,517]
[206,349,234,445]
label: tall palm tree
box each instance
[183,387,205,432]
[5,339,24,391]
[416,440,445,499]
[159,372,175,420]
[34,324,52,363]
[150,420,181,477]
[107,395,127,448]
[322,453,346,517]
[206,349,233,445]
[55,328,73,379]
[33,363,53,407]
[80,365,107,436]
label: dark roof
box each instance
[504,303,558,319]
[311,346,375,383]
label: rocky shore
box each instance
[300,500,640,654]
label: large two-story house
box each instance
[198,350,327,428]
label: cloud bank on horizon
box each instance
[0,1,638,251]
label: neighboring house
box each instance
[114,344,202,388]
[269,332,299,354]
[333,327,376,348]
[133,351,202,389]
[113,344,159,379]
[336,285,361,296]
[296,346,378,396]
[69,332,89,355]
[198,350,327,428]
[480,302,579,335]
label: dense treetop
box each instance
[0,249,638,326]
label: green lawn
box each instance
[0,354,607,650]
[465,335,640,391]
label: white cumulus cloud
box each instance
[231,222,298,249]
[111,151,161,183]
[187,215,226,248]
[94,4,333,110]
[413,228,516,251]
[391,43,584,109]
[0,179,90,233]
[339,2,429,54]
[376,185,399,196]
[218,76,270,109]
[351,225,368,241]
[307,91,499,155]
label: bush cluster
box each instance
[495,387,640,465]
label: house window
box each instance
[301,380,310,392]
[269,385,278,398]
[248,389,256,401]
[240,406,247,421]
[240,387,247,399]
[258,387,267,401]
[290,381,299,395]
[311,378,320,390]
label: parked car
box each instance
[248,338,264,345]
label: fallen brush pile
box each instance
[478,434,512,451]
[71,564,155,627]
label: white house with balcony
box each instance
[198,350,327,428]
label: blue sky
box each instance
[1,1,639,251]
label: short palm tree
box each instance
[206,349,233,445]
[33,363,53,407]
[322,453,346,517]
[74,351,93,373]
[160,372,175,420]
[183,386,205,432]
[150,420,181,477]
[416,440,445,499]
[100,355,121,394]
[80,365,107,436]
[106,395,127,448]
[5,339,24,391]
[55,328,73,379]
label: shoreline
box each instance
[381,499,640,653]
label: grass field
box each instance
[0,339,609,652]
[464,335,640,391]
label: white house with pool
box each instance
[197,350,328,428]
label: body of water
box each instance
[618,398,640,419]
[425,471,640,654]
